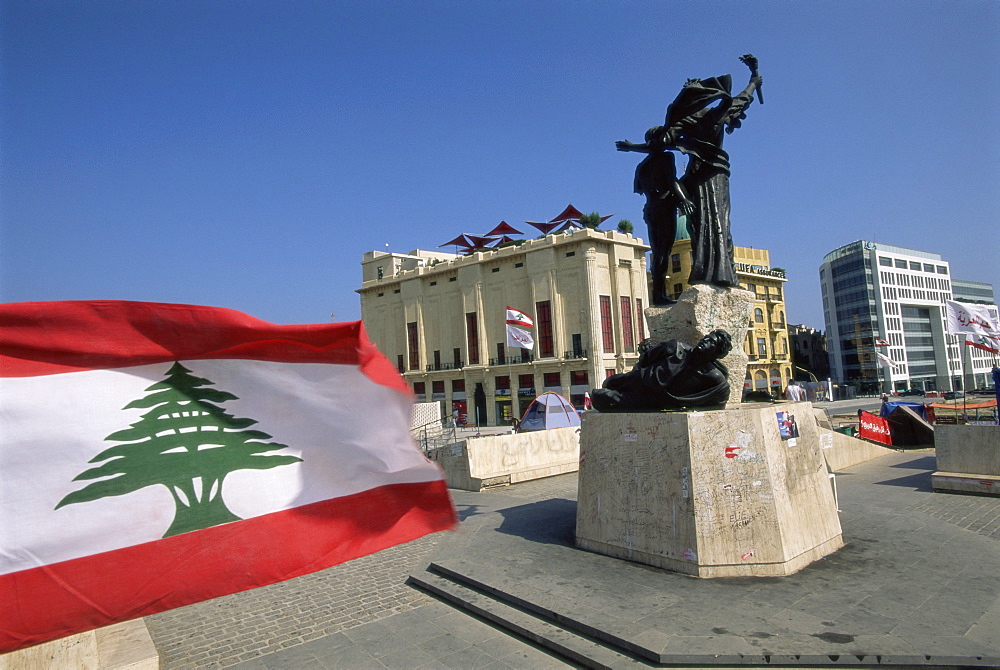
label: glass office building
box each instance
[820,241,962,393]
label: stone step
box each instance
[407,565,649,669]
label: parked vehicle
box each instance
[969,387,996,396]
[899,389,925,397]
[943,391,965,400]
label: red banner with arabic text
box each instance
[858,410,893,445]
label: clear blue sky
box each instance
[3,1,998,329]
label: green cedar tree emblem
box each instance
[56,362,302,537]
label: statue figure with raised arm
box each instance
[617,55,763,289]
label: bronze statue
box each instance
[617,55,763,290]
[591,330,733,411]
[626,129,694,305]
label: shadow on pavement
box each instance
[888,454,936,470]
[495,498,576,546]
[874,470,934,491]
[454,503,485,522]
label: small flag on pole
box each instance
[874,338,889,347]
[876,351,899,368]
[506,306,534,329]
[946,300,1000,338]
[965,334,1000,354]
[0,301,455,652]
[506,323,535,350]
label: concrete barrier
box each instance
[820,428,896,472]
[427,426,580,491]
[932,424,1000,496]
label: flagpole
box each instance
[507,352,514,428]
[960,335,968,419]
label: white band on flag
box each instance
[946,300,1000,338]
[505,306,533,329]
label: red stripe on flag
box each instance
[0,480,455,652]
[966,340,1000,354]
[0,301,405,392]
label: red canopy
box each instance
[550,204,586,222]
[484,221,523,237]
[464,234,497,249]
[524,220,561,234]
[491,235,518,247]
[439,234,472,248]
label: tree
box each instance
[57,362,302,537]
[617,219,634,234]
[578,212,604,229]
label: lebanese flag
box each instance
[505,306,533,328]
[0,301,455,652]
[966,334,1000,354]
[874,338,889,347]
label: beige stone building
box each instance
[664,233,792,396]
[357,228,651,427]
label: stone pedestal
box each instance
[575,402,843,577]
[645,284,754,406]
[932,424,1000,496]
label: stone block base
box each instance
[0,619,158,669]
[931,425,1000,497]
[575,402,843,578]
[932,472,1000,496]
[644,284,754,406]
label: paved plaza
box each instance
[143,448,1000,669]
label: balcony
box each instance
[489,353,534,365]
[562,348,588,360]
[425,362,463,372]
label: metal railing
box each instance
[426,362,463,372]
[410,417,459,453]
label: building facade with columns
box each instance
[357,228,651,427]
[663,232,792,397]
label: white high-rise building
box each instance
[820,241,963,394]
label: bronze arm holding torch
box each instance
[739,53,763,105]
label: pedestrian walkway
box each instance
[145,449,1000,668]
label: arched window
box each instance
[754,370,768,390]
[770,368,781,390]
[778,310,786,327]
[754,308,764,323]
